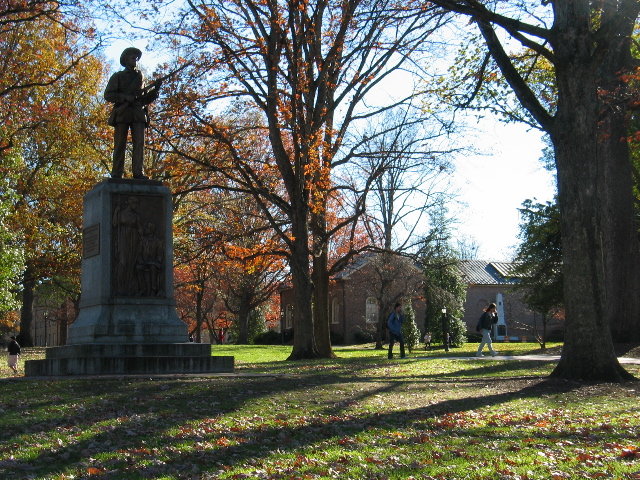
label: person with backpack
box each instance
[476,303,499,357]
[387,303,406,359]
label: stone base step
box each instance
[41,343,213,358]
[24,343,234,376]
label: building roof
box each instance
[333,252,375,280]
[333,252,423,280]
[458,260,521,285]
[282,257,520,292]
[491,262,521,279]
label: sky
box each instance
[449,120,556,261]
[103,41,558,264]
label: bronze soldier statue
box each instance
[104,47,162,179]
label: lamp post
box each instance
[43,313,48,347]
[441,307,449,352]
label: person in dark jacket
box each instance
[7,336,21,375]
[387,303,405,359]
[476,303,498,357]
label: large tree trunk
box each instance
[236,293,251,344]
[595,20,640,343]
[550,5,635,380]
[311,206,335,358]
[598,107,640,344]
[312,248,335,358]
[18,265,35,347]
[288,219,319,359]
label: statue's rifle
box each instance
[136,61,192,101]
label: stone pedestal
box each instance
[24,344,233,376]
[25,179,233,375]
[69,179,186,344]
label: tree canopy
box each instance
[1,12,107,345]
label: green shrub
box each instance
[466,332,482,343]
[253,330,282,345]
[448,317,467,347]
[352,328,375,344]
[330,330,344,345]
[430,316,467,347]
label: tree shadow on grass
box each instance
[423,360,555,379]
[0,358,550,444]
[0,368,594,479]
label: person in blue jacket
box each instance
[387,303,405,359]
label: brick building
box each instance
[279,255,563,344]
[280,253,425,344]
[458,260,564,341]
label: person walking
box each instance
[476,303,498,357]
[424,332,432,350]
[387,303,406,359]
[7,336,21,375]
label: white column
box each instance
[495,293,508,340]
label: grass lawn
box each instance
[0,344,638,479]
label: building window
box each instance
[331,297,341,325]
[285,304,294,329]
[366,297,378,324]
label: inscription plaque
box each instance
[83,224,100,258]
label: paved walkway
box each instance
[414,354,640,364]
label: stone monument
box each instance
[25,48,233,376]
[68,180,186,345]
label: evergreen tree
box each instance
[446,316,468,348]
[401,301,421,353]
[248,306,267,344]
[421,205,467,347]
[513,198,563,347]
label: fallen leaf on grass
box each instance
[86,467,105,475]
[337,436,356,445]
[577,453,596,462]
[411,433,430,444]
[620,446,640,459]
[365,456,384,465]
[216,437,230,446]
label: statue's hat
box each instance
[120,47,142,66]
